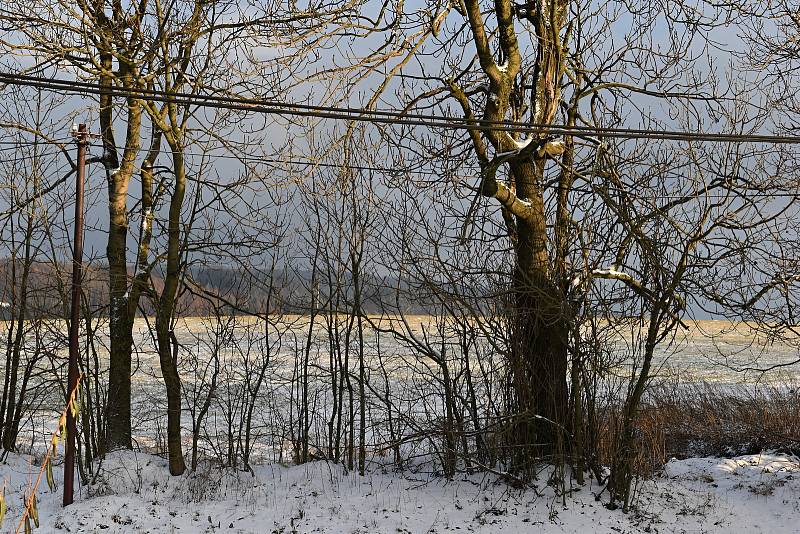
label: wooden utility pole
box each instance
[64,123,87,507]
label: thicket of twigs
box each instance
[0,0,799,517]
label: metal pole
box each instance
[64,123,87,507]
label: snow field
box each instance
[0,450,797,533]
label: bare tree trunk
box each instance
[104,61,144,451]
[357,310,366,476]
[153,141,188,476]
[511,278,569,462]
[608,308,660,509]
[2,177,35,451]
[440,350,457,479]
[350,214,367,476]
[508,159,569,465]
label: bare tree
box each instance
[279,0,797,496]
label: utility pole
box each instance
[64,123,88,507]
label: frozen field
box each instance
[0,317,798,532]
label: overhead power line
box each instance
[83,145,796,200]
[2,72,800,144]
[85,142,469,178]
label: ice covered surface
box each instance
[0,451,797,533]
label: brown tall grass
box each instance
[596,383,800,479]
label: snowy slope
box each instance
[0,451,797,533]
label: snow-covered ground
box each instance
[0,451,797,533]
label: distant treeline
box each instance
[0,258,435,319]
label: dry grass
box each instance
[596,383,800,478]
[646,383,800,457]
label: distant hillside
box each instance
[0,259,434,319]
[0,259,216,319]
[186,265,433,315]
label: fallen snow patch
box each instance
[0,452,797,533]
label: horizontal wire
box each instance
[0,144,792,201]
[85,143,467,178]
[0,149,69,162]
[0,75,795,200]
[2,73,800,144]
[0,140,70,147]
[71,146,797,200]
[78,145,797,199]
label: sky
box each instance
[0,0,796,323]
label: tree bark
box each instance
[103,54,144,451]
[154,140,188,476]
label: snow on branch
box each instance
[492,181,534,220]
[744,272,800,308]
[587,266,689,330]
[591,267,642,290]
[498,134,566,158]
